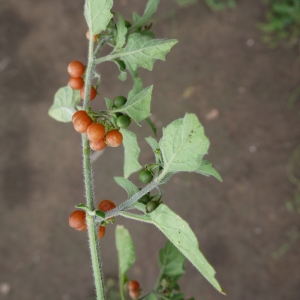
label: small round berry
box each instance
[90,138,106,151]
[69,210,87,231]
[129,289,140,299]
[98,226,106,239]
[113,96,127,108]
[105,130,123,147]
[73,114,92,133]
[138,194,151,205]
[146,200,159,213]
[138,169,153,184]
[128,280,140,299]
[68,77,84,90]
[72,110,88,123]
[116,115,131,128]
[86,30,98,42]
[80,86,97,101]
[98,200,116,212]
[67,61,85,78]
[86,123,105,142]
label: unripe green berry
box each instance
[116,115,131,128]
[114,96,127,108]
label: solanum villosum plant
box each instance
[48,0,225,299]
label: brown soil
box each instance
[0,0,299,299]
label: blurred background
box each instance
[0,0,300,299]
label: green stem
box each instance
[83,32,95,110]
[82,34,112,300]
[82,135,106,300]
[95,52,123,64]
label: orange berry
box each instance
[86,30,98,42]
[73,114,92,133]
[69,210,87,231]
[105,130,123,147]
[80,86,97,101]
[98,200,116,212]
[72,110,88,123]
[86,123,105,142]
[90,138,106,151]
[68,77,84,90]
[98,226,106,239]
[128,280,140,299]
[67,61,85,78]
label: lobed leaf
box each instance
[149,205,224,293]
[159,240,186,280]
[159,113,210,173]
[114,177,139,198]
[115,13,128,50]
[120,33,178,72]
[84,0,113,35]
[132,0,159,30]
[48,86,80,122]
[115,225,136,290]
[120,129,142,178]
[196,160,223,182]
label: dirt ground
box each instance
[0,0,300,299]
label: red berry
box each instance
[69,210,87,231]
[68,77,84,90]
[98,200,116,212]
[128,280,140,299]
[86,123,105,142]
[67,61,85,78]
[80,86,97,101]
[90,138,106,151]
[73,115,92,133]
[72,110,88,123]
[98,226,106,239]
[105,130,123,147]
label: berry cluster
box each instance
[67,60,97,100]
[69,199,117,239]
[72,110,123,150]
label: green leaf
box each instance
[132,0,159,30]
[151,205,223,293]
[104,97,113,109]
[122,205,224,293]
[120,129,142,178]
[159,240,185,280]
[48,86,80,122]
[120,33,178,72]
[159,114,210,173]
[95,210,106,218]
[113,59,127,81]
[114,177,139,198]
[75,203,91,213]
[145,117,157,136]
[111,86,153,124]
[170,293,185,300]
[115,13,128,50]
[196,160,222,182]
[84,0,113,35]
[115,225,136,290]
[146,136,161,164]
[145,293,158,300]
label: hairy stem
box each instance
[82,34,106,300]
